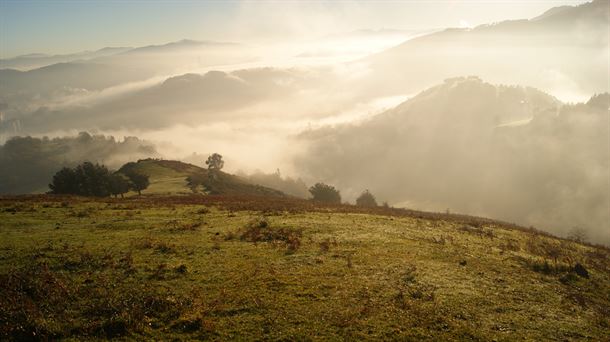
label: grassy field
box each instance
[1,195,608,341]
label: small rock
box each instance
[459,260,467,266]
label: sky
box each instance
[0,0,589,58]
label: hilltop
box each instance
[363,0,608,97]
[297,76,610,244]
[118,158,286,198]
[0,194,608,340]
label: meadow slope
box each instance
[0,195,608,341]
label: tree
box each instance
[356,190,378,207]
[125,171,149,195]
[108,173,131,198]
[49,162,112,197]
[205,153,224,171]
[309,183,341,204]
[49,167,79,194]
[73,162,112,197]
[186,174,207,193]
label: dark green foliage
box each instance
[48,167,79,194]
[108,173,131,198]
[49,162,112,197]
[125,171,150,195]
[205,153,224,171]
[74,162,112,197]
[309,182,341,204]
[0,132,157,194]
[308,183,340,204]
[356,190,378,207]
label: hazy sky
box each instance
[0,0,589,58]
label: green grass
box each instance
[120,159,194,195]
[1,196,608,341]
[118,159,286,197]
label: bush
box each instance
[356,190,378,207]
[309,183,341,204]
[240,216,302,252]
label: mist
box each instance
[0,132,158,194]
[0,0,608,245]
[294,77,609,245]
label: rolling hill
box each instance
[118,158,287,198]
[362,0,608,100]
[297,76,610,245]
[0,195,608,340]
[0,47,132,71]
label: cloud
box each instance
[294,78,610,245]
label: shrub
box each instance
[309,183,341,204]
[356,190,378,207]
[240,216,302,252]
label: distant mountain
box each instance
[0,62,152,94]
[0,39,257,130]
[0,47,132,71]
[362,0,608,100]
[3,68,310,133]
[121,39,239,55]
[296,76,609,244]
[0,39,242,71]
[118,158,287,197]
[0,39,249,95]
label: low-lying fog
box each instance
[0,0,608,245]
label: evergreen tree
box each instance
[308,183,341,204]
[48,167,79,194]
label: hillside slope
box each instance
[118,159,286,197]
[0,195,608,340]
[297,77,610,245]
[362,0,608,99]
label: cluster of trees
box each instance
[308,183,380,207]
[48,161,149,197]
[0,132,157,195]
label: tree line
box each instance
[47,154,384,206]
[308,183,381,207]
[0,132,157,195]
[48,161,149,197]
